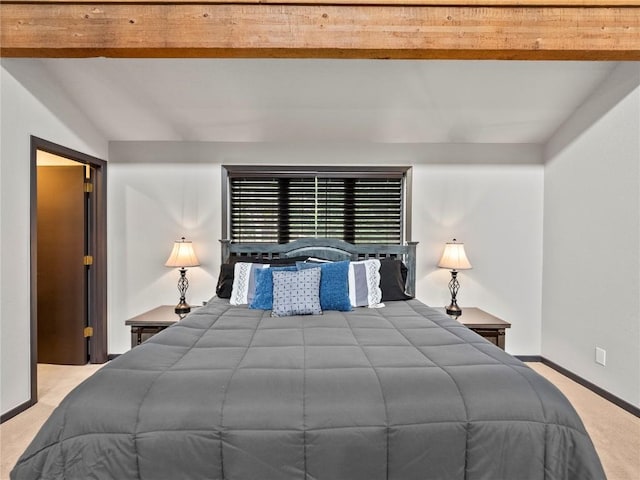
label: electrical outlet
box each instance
[595,347,606,366]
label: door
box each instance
[37,164,88,365]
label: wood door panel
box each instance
[37,165,87,365]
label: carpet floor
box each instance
[1,362,638,479]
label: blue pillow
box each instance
[250,266,297,310]
[297,260,352,312]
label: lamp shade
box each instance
[438,239,472,270]
[165,237,200,268]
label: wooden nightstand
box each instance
[443,307,511,350]
[125,305,184,348]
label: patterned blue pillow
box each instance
[271,268,322,317]
[297,260,352,312]
[250,266,297,310]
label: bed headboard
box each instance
[220,238,418,296]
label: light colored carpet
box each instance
[1,362,638,479]
[528,362,640,480]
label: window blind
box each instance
[229,173,404,244]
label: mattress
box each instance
[12,298,605,479]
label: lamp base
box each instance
[174,302,191,315]
[446,269,463,317]
[174,267,192,316]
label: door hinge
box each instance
[84,182,93,193]
[83,326,94,338]
[83,255,93,266]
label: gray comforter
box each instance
[12,299,605,479]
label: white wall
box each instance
[413,164,544,356]
[107,164,221,353]
[0,61,108,416]
[108,144,544,356]
[542,63,640,407]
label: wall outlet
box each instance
[595,347,606,366]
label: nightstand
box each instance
[444,307,511,350]
[125,305,184,348]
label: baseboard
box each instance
[514,355,639,418]
[1,398,36,424]
[107,353,121,361]
[540,357,640,418]
[514,355,542,362]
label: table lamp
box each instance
[438,238,472,316]
[165,237,200,315]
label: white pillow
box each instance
[271,268,322,317]
[230,262,270,305]
[348,259,383,308]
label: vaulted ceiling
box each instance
[3,58,617,145]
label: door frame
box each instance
[29,136,108,402]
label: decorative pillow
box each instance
[216,263,237,298]
[271,268,322,317]
[379,258,413,301]
[216,255,310,298]
[230,263,271,305]
[348,259,383,307]
[250,265,297,310]
[297,260,352,312]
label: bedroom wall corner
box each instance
[0,61,108,417]
[542,62,640,408]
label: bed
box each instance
[12,239,605,480]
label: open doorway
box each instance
[37,153,90,364]
[30,137,107,403]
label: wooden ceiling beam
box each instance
[1,3,639,60]
[4,0,640,4]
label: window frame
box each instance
[222,165,412,244]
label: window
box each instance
[223,166,410,244]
